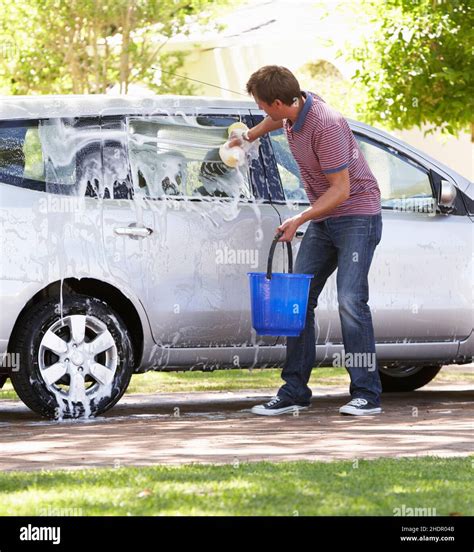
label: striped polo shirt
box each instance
[283,91,381,222]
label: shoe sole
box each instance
[251,405,309,416]
[339,406,382,416]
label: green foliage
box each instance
[349,0,473,138]
[297,60,359,120]
[0,0,230,95]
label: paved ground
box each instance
[0,381,472,471]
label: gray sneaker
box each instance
[339,398,382,416]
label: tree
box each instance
[296,60,358,119]
[0,0,230,95]
[348,0,474,141]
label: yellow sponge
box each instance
[219,144,244,167]
[227,121,248,137]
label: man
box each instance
[230,65,383,416]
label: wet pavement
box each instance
[0,382,472,471]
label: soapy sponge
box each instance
[227,121,248,137]
[219,122,249,168]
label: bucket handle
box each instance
[266,231,293,280]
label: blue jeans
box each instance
[278,213,383,406]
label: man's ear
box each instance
[273,99,284,108]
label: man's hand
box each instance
[227,129,246,148]
[276,216,301,242]
[227,117,283,148]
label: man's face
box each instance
[253,95,285,121]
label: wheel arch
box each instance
[8,278,145,371]
[379,364,442,392]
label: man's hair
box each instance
[246,65,301,106]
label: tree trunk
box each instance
[65,24,80,94]
[91,3,102,94]
[119,1,135,94]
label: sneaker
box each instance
[251,396,310,416]
[339,398,382,416]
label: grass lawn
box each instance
[0,367,349,399]
[0,457,471,516]
[126,366,350,394]
[1,365,472,400]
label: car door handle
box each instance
[295,230,305,238]
[114,226,153,238]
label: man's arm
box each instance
[228,117,283,147]
[296,168,350,224]
[276,168,350,241]
[247,116,283,141]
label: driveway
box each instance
[0,381,472,471]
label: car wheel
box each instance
[379,365,442,392]
[10,294,134,419]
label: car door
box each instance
[264,125,472,353]
[353,132,472,345]
[97,114,158,340]
[119,109,283,348]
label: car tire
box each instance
[379,365,442,392]
[10,294,134,419]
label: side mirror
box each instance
[438,179,457,213]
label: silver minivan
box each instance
[0,94,472,418]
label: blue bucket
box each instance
[248,232,313,336]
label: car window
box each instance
[0,121,46,190]
[268,128,308,202]
[355,135,434,211]
[126,114,252,200]
[40,117,102,197]
[0,117,133,200]
[269,128,434,213]
[95,118,133,200]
